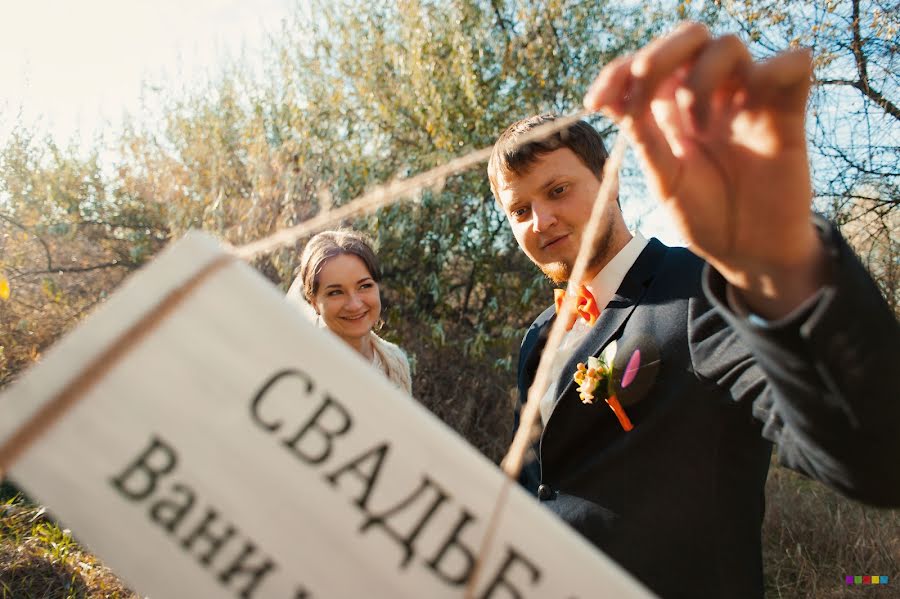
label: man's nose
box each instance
[532,202,557,233]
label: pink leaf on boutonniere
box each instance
[621,349,641,389]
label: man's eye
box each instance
[511,207,529,218]
[551,185,568,197]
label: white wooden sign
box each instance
[0,232,654,598]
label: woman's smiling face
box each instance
[313,253,382,345]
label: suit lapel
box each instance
[519,305,556,394]
[546,239,669,424]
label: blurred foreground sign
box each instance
[0,233,653,599]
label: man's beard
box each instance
[539,260,574,285]
[538,223,613,284]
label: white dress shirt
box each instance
[538,232,649,425]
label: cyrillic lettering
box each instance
[109,436,177,500]
[149,482,196,533]
[425,509,477,585]
[250,369,315,432]
[282,394,352,464]
[479,547,541,599]
[324,442,390,509]
[181,508,237,566]
[360,476,448,568]
[218,541,277,599]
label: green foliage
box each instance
[0,128,168,386]
[2,0,663,414]
[0,0,895,436]
[1,0,896,434]
[267,1,661,444]
[0,498,137,598]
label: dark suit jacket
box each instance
[515,219,900,598]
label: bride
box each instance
[288,229,412,394]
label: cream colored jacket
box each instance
[369,332,412,395]
[286,293,412,394]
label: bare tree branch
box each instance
[0,213,52,270]
[10,261,134,281]
[848,0,900,121]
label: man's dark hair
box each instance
[487,113,609,199]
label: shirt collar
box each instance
[584,231,648,307]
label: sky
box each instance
[0,0,294,146]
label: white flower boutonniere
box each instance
[572,341,634,431]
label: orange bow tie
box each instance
[554,285,601,332]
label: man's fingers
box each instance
[624,111,683,202]
[745,48,813,110]
[584,22,711,117]
[584,55,633,116]
[651,75,691,158]
[680,34,753,131]
[627,22,711,113]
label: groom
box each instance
[490,22,900,599]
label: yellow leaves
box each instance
[0,274,9,301]
[41,279,63,303]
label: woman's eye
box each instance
[327,289,342,296]
[360,283,374,290]
[551,185,567,197]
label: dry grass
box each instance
[763,463,900,598]
[0,497,138,599]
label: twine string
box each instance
[231,111,588,260]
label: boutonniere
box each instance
[573,341,637,432]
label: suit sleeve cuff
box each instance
[704,214,839,335]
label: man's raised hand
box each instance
[584,22,826,318]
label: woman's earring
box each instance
[375,318,385,331]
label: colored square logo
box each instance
[846,575,854,585]
[881,576,889,584]
[864,576,871,584]
[855,576,863,584]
